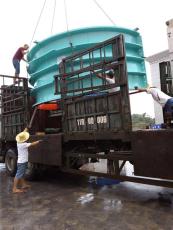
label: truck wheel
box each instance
[25,162,37,181]
[5,148,17,177]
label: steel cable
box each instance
[29,0,47,47]
[93,0,116,26]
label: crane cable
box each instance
[51,0,57,35]
[29,0,47,47]
[26,0,47,80]
[63,0,73,54]
[92,0,116,26]
[64,0,69,34]
[28,0,114,74]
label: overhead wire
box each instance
[92,0,116,26]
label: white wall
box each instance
[148,55,170,123]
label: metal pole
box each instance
[28,106,38,129]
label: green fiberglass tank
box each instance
[27,26,147,105]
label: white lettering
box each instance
[96,115,107,124]
[77,116,107,125]
[77,118,85,126]
[87,117,94,125]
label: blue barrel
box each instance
[27,26,147,105]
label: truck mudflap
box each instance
[132,130,173,180]
[28,133,62,166]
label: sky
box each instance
[0,0,173,117]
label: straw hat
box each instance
[16,131,30,143]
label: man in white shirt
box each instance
[92,70,119,93]
[135,86,173,124]
[13,128,41,193]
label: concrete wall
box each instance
[146,51,170,124]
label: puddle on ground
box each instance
[103,198,123,211]
[77,193,94,205]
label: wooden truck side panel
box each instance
[29,133,62,166]
[132,130,173,180]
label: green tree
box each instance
[132,113,155,130]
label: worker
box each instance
[135,86,173,125]
[135,87,173,128]
[92,70,119,93]
[12,128,42,193]
[12,44,29,84]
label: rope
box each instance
[29,0,47,47]
[50,0,57,35]
[93,0,116,26]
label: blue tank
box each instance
[27,26,147,105]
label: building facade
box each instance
[146,18,173,124]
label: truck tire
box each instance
[25,162,37,181]
[5,148,17,177]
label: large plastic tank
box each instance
[27,26,147,105]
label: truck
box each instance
[0,34,173,188]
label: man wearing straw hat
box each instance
[13,128,41,193]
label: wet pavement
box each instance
[0,163,173,230]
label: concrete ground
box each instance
[0,163,173,230]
